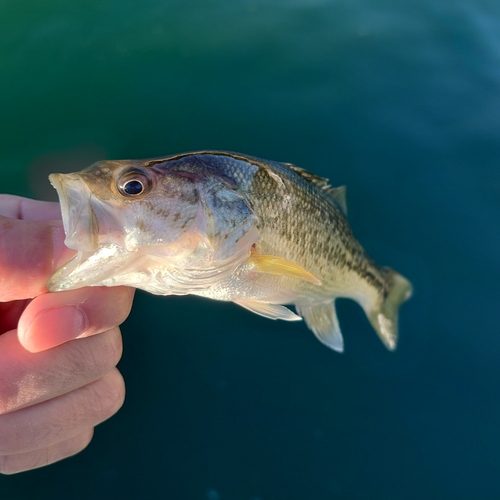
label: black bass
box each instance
[48,151,412,352]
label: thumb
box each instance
[0,216,75,302]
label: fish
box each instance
[48,151,412,352]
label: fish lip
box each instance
[49,173,99,252]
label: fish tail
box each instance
[365,268,413,351]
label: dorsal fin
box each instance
[326,186,347,216]
[284,163,348,216]
[284,163,330,188]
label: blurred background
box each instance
[1,0,500,498]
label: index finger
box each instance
[0,195,62,221]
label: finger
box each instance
[0,216,74,301]
[18,286,135,353]
[0,195,62,221]
[0,428,94,475]
[0,368,125,456]
[0,327,122,415]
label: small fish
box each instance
[48,151,412,352]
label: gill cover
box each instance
[197,176,257,261]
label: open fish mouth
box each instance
[49,173,99,252]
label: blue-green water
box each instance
[1,1,500,498]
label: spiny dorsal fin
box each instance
[284,163,348,216]
[326,186,347,216]
[284,163,330,188]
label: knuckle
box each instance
[96,327,124,369]
[82,369,125,422]
[98,370,126,418]
[45,430,93,465]
[67,327,123,378]
[78,428,95,451]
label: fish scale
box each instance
[216,154,370,290]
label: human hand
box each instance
[0,195,135,474]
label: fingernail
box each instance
[24,306,89,350]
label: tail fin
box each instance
[366,268,413,351]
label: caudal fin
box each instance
[366,268,413,351]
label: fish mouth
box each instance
[49,173,99,252]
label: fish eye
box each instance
[117,169,151,197]
[123,180,144,195]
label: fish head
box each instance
[49,160,180,253]
[49,155,258,290]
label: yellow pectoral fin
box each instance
[248,254,322,286]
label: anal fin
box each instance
[296,302,344,352]
[234,299,302,321]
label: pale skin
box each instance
[0,195,135,474]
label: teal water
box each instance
[1,1,500,498]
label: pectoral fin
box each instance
[234,299,302,321]
[296,302,344,352]
[248,254,322,285]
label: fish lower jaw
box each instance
[47,240,254,294]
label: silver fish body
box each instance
[48,151,412,352]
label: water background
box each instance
[1,1,500,498]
